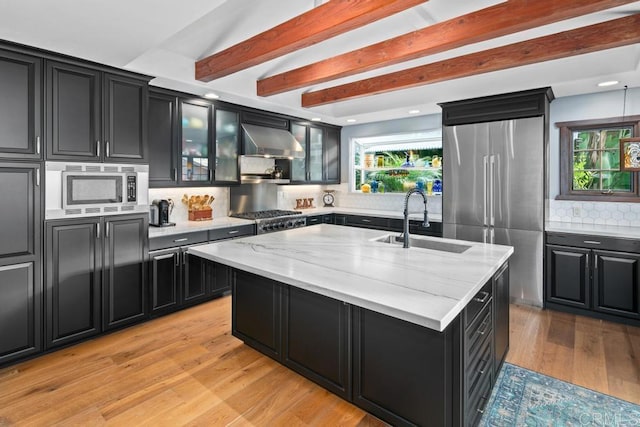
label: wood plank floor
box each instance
[0,297,638,426]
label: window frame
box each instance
[557,115,640,202]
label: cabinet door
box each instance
[232,269,282,360]
[308,126,323,182]
[324,127,340,183]
[103,215,148,330]
[210,262,231,295]
[103,74,147,162]
[593,250,640,319]
[545,244,590,309]
[493,262,509,372]
[45,219,101,348]
[0,49,41,159]
[148,91,178,187]
[283,286,351,399]
[46,61,101,161]
[149,248,180,314]
[180,101,212,184]
[0,163,40,260]
[182,251,208,305]
[0,262,40,364]
[214,107,240,183]
[290,122,307,182]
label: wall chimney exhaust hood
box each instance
[242,124,305,159]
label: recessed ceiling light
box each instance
[408,109,421,114]
[346,119,357,123]
[204,92,220,99]
[597,80,619,87]
[311,117,322,121]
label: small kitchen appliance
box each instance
[149,199,175,227]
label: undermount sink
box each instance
[373,234,472,254]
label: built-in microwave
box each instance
[45,162,149,219]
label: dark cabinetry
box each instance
[0,162,42,365]
[0,49,42,159]
[306,214,335,226]
[334,213,443,237]
[148,90,179,186]
[148,225,253,316]
[45,214,148,348]
[290,122,340,184]
[546,233,640,323]
[230,262,509,427]
[46,61,148,162]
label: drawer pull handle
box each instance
[361,219,371,223]
[583,240,601,245]
[473,291,490,304]
[477,396,488,414]
[228,230,239,234]
[173,238,188,243]
[477,319,490,336]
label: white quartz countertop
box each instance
[189,224,513,332]
[149,208,442,238]
[149,216,254,238]
[546,221,640,239]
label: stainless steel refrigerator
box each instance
[443,117,545,306]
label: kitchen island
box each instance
[189,225,513,426]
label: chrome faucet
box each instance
[402,188,429,248]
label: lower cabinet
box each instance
[334,213,443,237]
[45,214,148,349]
[0,262,41,364]
[546,233,640,323]
[149,246,232,315]
[231,263,509,427]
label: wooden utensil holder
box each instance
[188,209,212,221]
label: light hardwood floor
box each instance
[0,297,638,426]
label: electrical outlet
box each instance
[572,207,581,217]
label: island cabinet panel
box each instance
[232,270,282,360]
[493,263,510,372]
[352,308,461,427]
[283,286,351,399]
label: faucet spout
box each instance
[403,188,429,249]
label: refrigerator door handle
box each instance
[489,155,496,227]
[483,155,489,227]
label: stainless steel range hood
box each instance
[242,123,305,159]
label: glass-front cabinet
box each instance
[179,100,240,185]
[181,101,211,183]
[291,122,339,184]
[214,108,240,183]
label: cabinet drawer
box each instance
[149,231,208,251]
[467,364,493,427]
[344,215,388,229]
[546,232,640,253]
[209,224,255,241]
[466,304,493,358]
[465,280,493,328]
[467,330,493,398]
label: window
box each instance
[557,115,640,201]
[350,130,443,194]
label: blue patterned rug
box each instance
[480,363,640,426]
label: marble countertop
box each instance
[149,207,443,238]
[546,221,640,239]
[189,224,513,332]
[149,216,254,238]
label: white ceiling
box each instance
[1,0,639,125]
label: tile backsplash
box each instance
[548,199,640,226]
[278,184,443,215]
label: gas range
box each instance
[231,210,306,234]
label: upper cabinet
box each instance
[148,90,179,187]
[46,61,149,163]
[0,49,42,159]
[180,99,212,184]
[214,107,240,183]
[291,122,340,184]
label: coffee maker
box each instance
[149,199,175,227]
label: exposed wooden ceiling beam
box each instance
[195,0,427,82]
[258,0,638,96]
[301,13,640,107]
